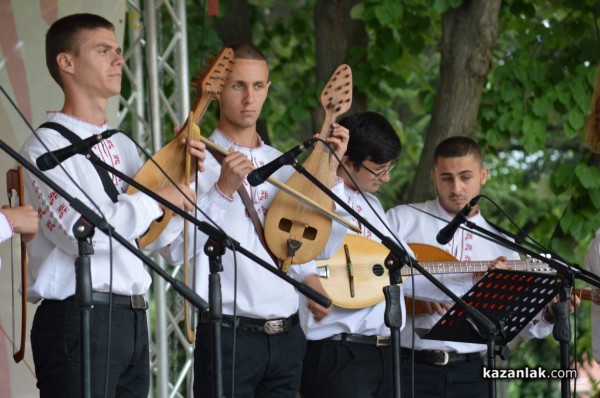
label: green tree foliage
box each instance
[181,0,600,395]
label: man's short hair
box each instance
[433,136,483,166]
[229,42,267,63]
[46,13,115,87]
[339,111,401,169]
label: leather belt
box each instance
[64,292,148,310]
[401,347,481,366]
[201,312,299,335]
[323,333,391,347]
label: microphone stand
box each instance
[455,219,600,398]
[74,216,94,398]
[285,159,504,398]
[3,139,332,398]
[0,140,209,398]
[76,146,333,398]
[204,237,225,398]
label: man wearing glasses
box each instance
[289,111,412,398]
[360,161,396,181]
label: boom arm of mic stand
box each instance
[288,160,500,338]
[85,153,332,309]
[0,140,211,310]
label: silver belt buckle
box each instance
[376,336,390,347]
[130,295,147,310]
[434,351,449,366]
[263,319,284,335]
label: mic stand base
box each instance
[204,238,225,398]
[74,217,95,398]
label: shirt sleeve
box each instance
[157,185,226,265]
[21,131,163,256]
[0,211,13,243]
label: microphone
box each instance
[436,195,481,245]
[36,129,119,171]
[247,138,317,186]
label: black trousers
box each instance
[31,299,149,398]
[193,320,306,398]
[400,354,487,398]
[299,340,392,398]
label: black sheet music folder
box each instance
[417,269,559,345]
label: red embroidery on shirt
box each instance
[48,191,59,206]
[57,204,69,219]
[46,219,55,232]
[258,190,269,201]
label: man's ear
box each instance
[340,155,352,168]
[57,53,74,73]
[481,167,489,185]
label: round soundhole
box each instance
[372,263,385,277]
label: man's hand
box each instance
[183,137,207,174]
[174,124,207,176]
[302,274,333,322]
[407,298,452,316]
[473,255,508,282]
[2,204,39,243]
[421,300,452,315]
[326,123,350,181]
[156,184,197,213]
[543,293,581,323]
[215,148,254,197]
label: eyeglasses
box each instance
[360,162,396,181]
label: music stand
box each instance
[418,268,560,397]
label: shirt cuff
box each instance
[287,260,319,282]
[214,183,234,202]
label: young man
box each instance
[290,111,412,398]
[19,13,203,397]
[387,136,553,398]
[162,42,348,397]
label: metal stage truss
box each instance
[121,1,195,397]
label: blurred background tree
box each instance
[170,0,600,395]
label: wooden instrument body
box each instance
[264,149,333,266]
[317,235,555,310]
[127,48,234,248]
[264,64,352,269]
